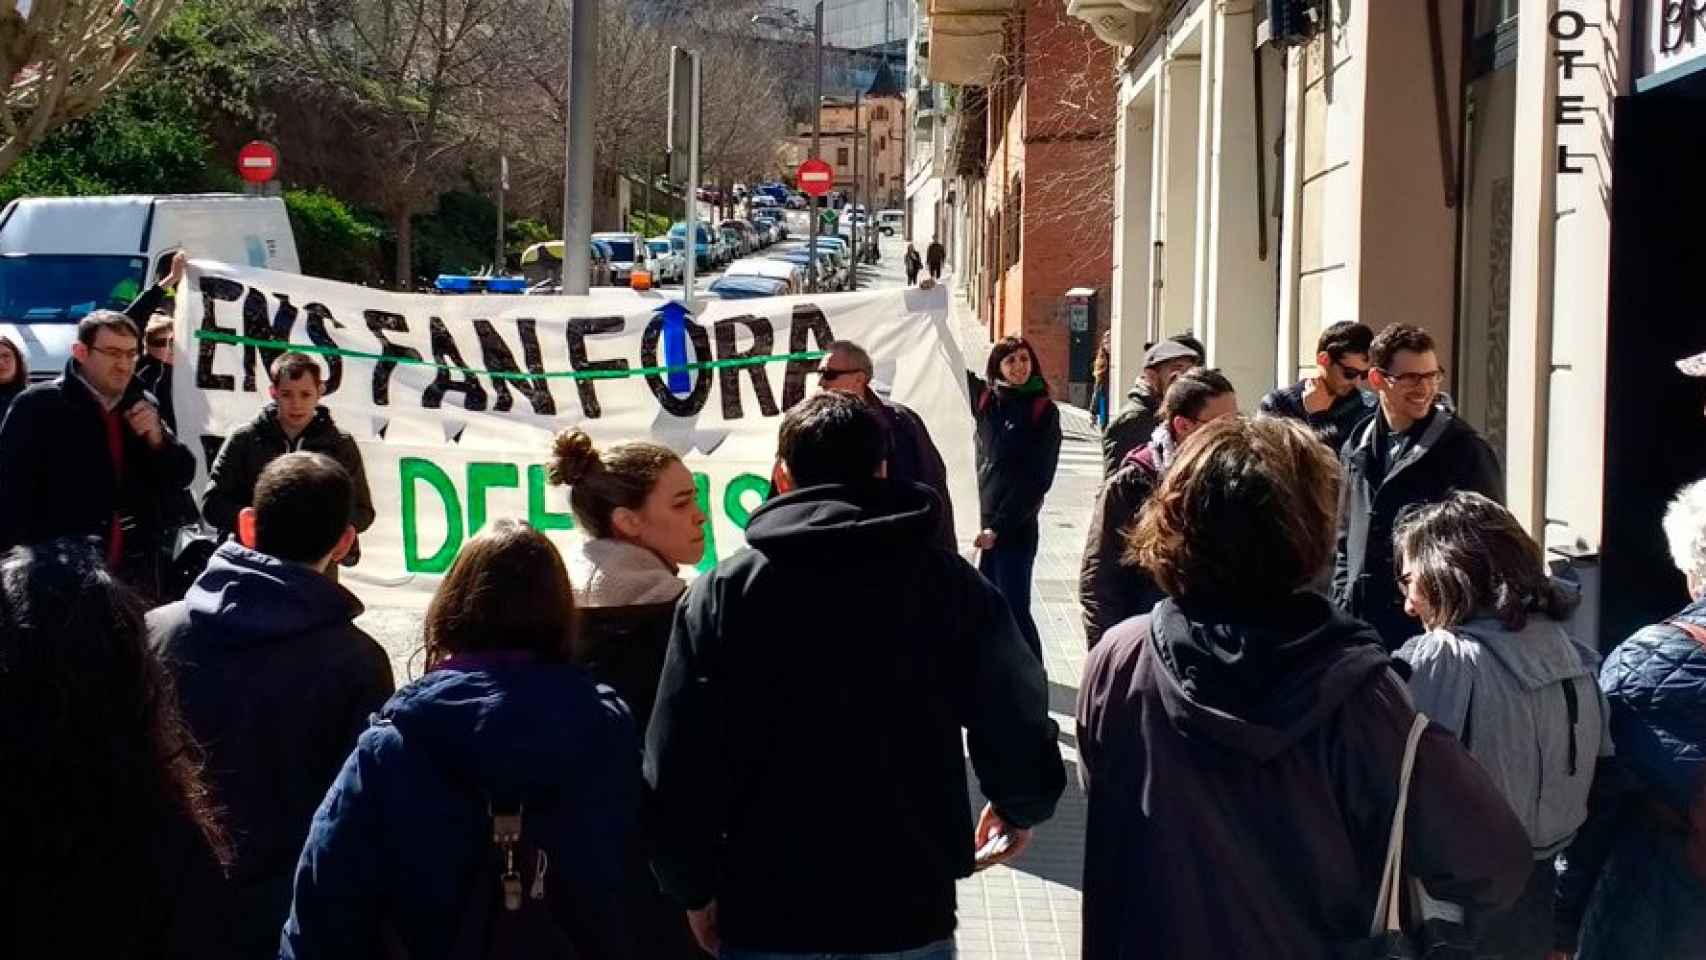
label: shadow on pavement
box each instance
[963,751,1087,892]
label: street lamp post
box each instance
[808,1,823,293]
[562,0,599,295]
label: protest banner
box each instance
[174,263,977,608]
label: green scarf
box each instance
[996,374,1047,396]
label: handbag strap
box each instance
[1371,712,1431,935]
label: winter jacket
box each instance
[926,242,945,272]
[1258,379,1377,454]
[135,356,176,433]
[645,479,1065,953]
[1101,381,1160,477]
[570,537,686,741]
[148,541,394,957]
[281,660,643,960]
[1333,407,1504,648]
[0,360,196,591]
[571,538,687,609]
[1080,441,1163,647]
[1558,599,1706,957]
[871,391,957,552]
[972,378,1062,542]
[1077,593,1532,959]
[201,403,375,549]
[1397,614,1608,857]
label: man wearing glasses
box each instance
[814,340,956,552]
[1333,323,1503,648]
[1258,320,1376,452]
[0,310,195,602]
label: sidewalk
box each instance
[950,281,1096,960]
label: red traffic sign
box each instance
[797,158,833,198]
[237,140,280,184]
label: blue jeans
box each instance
[721,940,955,960]
[979,524,1042,662]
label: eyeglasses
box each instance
[87,344,140,362]
[1376,369,1445,389]
[1334,361,1371,382]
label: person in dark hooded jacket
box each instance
[972,336,1062,660]
[1077,416,1531,959]
[0,334,26,427]
[1080,368,1237,647]
[202,352,374,562]
[149,452,392,958]
[647,392,1064,959]
[1258,320,1377,451]
[282,519,641,960]
[1100,335,1202,477]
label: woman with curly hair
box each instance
[0,539,229,958]
[0,334,26,425]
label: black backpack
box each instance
[447,800,585,960]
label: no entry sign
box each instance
[237,140,280,184]
[796,157,833,198]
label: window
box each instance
[878,173,885,186]
[837,147,850,166]
[878,137,887,153]
[873,106,888,121]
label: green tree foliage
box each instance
[285,189,383,285]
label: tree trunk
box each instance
[394,208,413,291]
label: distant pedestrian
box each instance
[1393,491,1607,959]
[0,334,25,426]
[904,242,922,285]
[0,539,230,960]
[137,313,177,432]
[0,309,197,602]
[971,336,1061,661]
[1560,477,1706,959]
[821,340,957,552]
[1101,335,1203,477]
[1333,323,1502,648]
[202,352,375,568]
[646,392,1064,959]
[1077,416,1531,959]
[282,520,642,959]
[1089,333,1110,429]
[1258,320,1376,452]
[150,452,393,959]
[1080,368,1237,647]
[925,239,945,280]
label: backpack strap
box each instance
[1670,618,1706,647]
[1561,678,1580,777]
[1030,394,1051,426]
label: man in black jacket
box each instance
[1258,320,1377,451]
[819,339,957,551]
[202,352,375,562]
[0,310,196,600]
[646,391,1064,959]
[925,239,946,280]
[149,451,394,958]
[1081,368,1237,646]
[1334,323,1504,648]
[1101,335,1202,477]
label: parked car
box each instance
[720,225,744,261]
[646,237,683,283]
[591,231,656,285]
[750,195,780,211]
[0,193,302,381]
[769,247,840,290]
[725,257,805,294]
[753,210,788,241]
[669,221,718,270]
[879,209,903,236]
[518,240,614,288]
[786,193,809,210]
[706,274,790,300]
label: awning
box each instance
[925,0,1019,85]
[1064,0,1159,48]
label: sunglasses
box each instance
[1334,361,1371,381]
[817,366,864,381]
[147,337,173,349]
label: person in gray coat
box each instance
[1393,491,1608,959]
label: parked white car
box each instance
[591,231,656,284]
[646,236,683,283]
[725,257,805,294]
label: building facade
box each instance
[904,0,949,246]
[790,96,907,208]
[928,0,1118,404]
[1069,0,1706,650]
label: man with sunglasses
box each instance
[1258,320,1376,451]
[813,340,956,551]
[0,309,195,602]
[1333,323,1503,648]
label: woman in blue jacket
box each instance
[1562,478,1706,958]
[281,520,642,959]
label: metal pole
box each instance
[495,152,506,272]
[807,0,822,292]
[683,51,702,298]
[562,0,598,294]
[850,88,860,292]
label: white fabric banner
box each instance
[174,263,976,608]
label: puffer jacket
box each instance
[201,403,375,540]
[1599,599,1706,818]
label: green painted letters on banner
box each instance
[527,465,575,532]
[467,462,520,534]
[723,472,771,530]
[401,457,462,574]
[693,472,718,573]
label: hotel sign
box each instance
[1644,0,1706,81]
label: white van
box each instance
[0,194,301,381]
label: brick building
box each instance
[928,0,1116,403]
[789,95,906,208]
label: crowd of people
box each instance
[0,279,1702,960]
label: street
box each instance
[357,239,1095,958]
